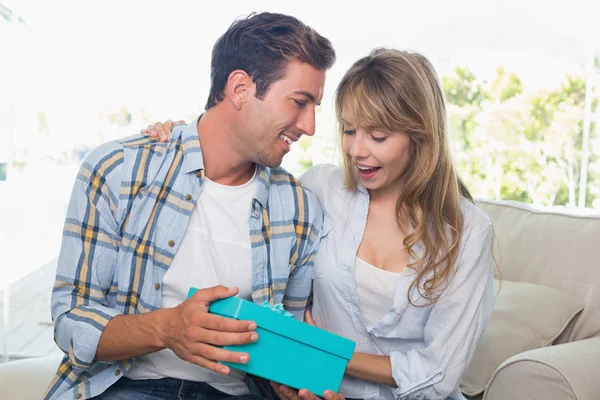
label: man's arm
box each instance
[95,285,259,374]
[52,143,259,374]
[95,308,166,360]
[52,142,128,370]
[282,188,324,320]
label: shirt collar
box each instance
[179,115,205,175]
[338,168,369,195]
[179,115,271,208]
[253,164,270,208]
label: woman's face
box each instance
[342,120,413,197]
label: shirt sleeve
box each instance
[51,142,125,371]
[390,222,495,399]
[297,163,336,200]
[282,186,324,321]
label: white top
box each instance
[125,170,257,395]
[355,257,404,332]
[300,164,495,400]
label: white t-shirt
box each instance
[354,257,403,331]
[125,170,257,395]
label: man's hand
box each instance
[160,285,258,375]
[141,119,184,142]
[270,382,345,400]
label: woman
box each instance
[145,48,495,400]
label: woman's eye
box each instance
[371,136,387,142]
[343,129,356,135]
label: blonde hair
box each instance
[335,48,473,305]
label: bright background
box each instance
[1,0,599,361]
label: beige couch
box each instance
[463,199,600,400]
[1,199,599,400]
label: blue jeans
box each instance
[96,377,268,400]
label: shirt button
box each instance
[114,369,121,376]
[168,240,175,247]
[76,394,82,399]
[196,170,202,178]
[155,283,160,290]
[395,308,402,315]
[185,194,192,201]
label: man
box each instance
[45,12,335,400]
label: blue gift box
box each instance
[187,288,356,395]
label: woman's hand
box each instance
[304,309,318,327]
[140,119,186,142]
[270,382,345,400]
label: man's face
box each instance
[240,60,326,168]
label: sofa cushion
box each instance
[460,280,584,397]
[476,199,600,342]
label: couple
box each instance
[45,11,494,400]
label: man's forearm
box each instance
[95,308,171,361]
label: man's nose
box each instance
[296,107,316,137]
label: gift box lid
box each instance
[188,288,355,360]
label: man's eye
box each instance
[293,99,307,109]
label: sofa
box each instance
[1,199,599,400]
[462,199,600,400]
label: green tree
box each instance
[442,67,486,153]
[487,67,523,103]
[443,66,598,208]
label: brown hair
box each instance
[336,48,473,305]
[205,12,336,109]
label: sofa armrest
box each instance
[0,355,62,400]
[483,336,600,400]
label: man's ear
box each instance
[225,70,254,110]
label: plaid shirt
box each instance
[44,119,323,400]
